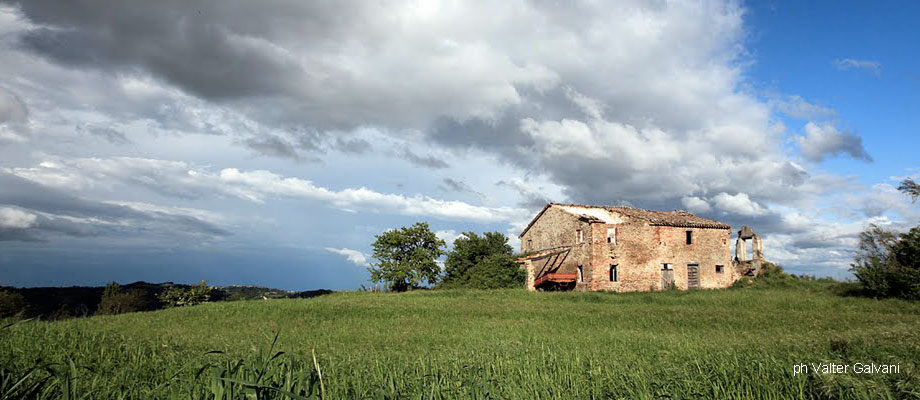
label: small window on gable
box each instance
[607,227,616,244]
[609,265,618,282]
[576,229,584,243]
[716,265,724,274]
[686,230,693,245]
[577,265,584,282]
[527,239,533,251]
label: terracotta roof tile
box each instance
[602,206,730,229]
[518,203,731,237]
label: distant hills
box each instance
[0,282,332,319]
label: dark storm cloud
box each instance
[331,137,372,154]
[494,179,554,210]
[399,148,449,169]
[243,134,300,160]
[439,178,486,200]
[16,10,304,100]
[82,125,131,145]
[0,86,29,142]
[0,86,28,124]
[441,178,471,193]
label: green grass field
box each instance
[3,283,920,399]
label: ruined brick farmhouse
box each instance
[517,203,765,292]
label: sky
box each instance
[0,0,918,290]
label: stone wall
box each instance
[583,223,733,291]
[521,205,736,292]
[520,206,593,277]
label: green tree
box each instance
[851,224,920,300]
[158,281,212,307]
[441,232,517,288]
[369,222,445,292]
[0,290,27,318]
[849,178,920,300]
[97,282,151,315]
[899,178,920,202]
[465,253,526,289]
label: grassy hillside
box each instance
[3,285,919,399]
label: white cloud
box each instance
[7,156,528,224]
[833,58,881,75]
[771,95,837,120]
[325,247,370,267]
[0,207,37,228]
[712,192,769,217]
[217,168,526,222]
[435,229,461,247]
[797,122,872,162]
[681,196,711,213]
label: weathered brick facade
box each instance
[519,203,739,292]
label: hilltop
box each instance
[3,283,919,399]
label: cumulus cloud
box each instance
[0,1,907,280]
[833,58,881,75]
[8,0,558,132]
[712,192,769,217]
[325,247,371,267]
[681,196,711,213]
[797,122,872,162]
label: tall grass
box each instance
[2,286,919,399]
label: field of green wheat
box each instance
[3,283,920,399]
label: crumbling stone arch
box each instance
[733,226,765,276]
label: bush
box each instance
[158,281,212,307]
[0,290,27,318]
[97,282,152,315]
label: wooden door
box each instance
[687,264,700,289]
[661,267,674,289]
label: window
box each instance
[576,229,584,243]
[609,264,618,282]
[716,265,724,274]
[686,230,693,245]
[527,239,533,251]
[662,263,672,270]
[607,227,616,244]
[577,265,584,282]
